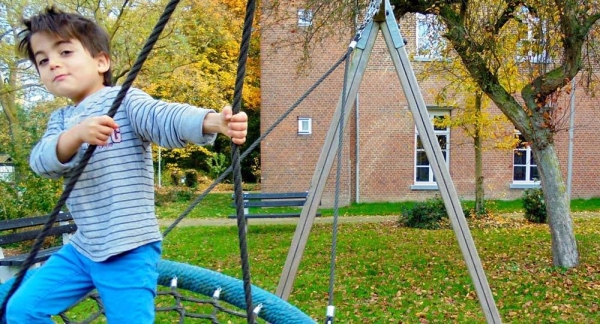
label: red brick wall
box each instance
[260,8,600,206]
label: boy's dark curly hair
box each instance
[19,6,113,86]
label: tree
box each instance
[0,0,66,186]
[0,0,161,217]
[417,34,518,215]
[268,0,600,268]
[135,0,262,181]
[435,90,518,215]
[400,0,592,268]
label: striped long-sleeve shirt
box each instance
[30,86,216,261]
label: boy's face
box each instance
[31,32,110,104]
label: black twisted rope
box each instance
[229,0,258,322]
[326,2,382,322]
[0,0,183,318]
[325,47,354,324]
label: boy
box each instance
[7,6,248,323]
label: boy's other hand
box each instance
[77,116,119,146]
[221,105,248,145]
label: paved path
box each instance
[158,215,398,227]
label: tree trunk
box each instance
[533,143,579,267]
[1,59,18,143]
[1,56,26,183]
[473,93,484,214]
[474,139,484,214]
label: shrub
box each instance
[399,197,449,229]
[154,187,173,207]
[522,188,547,223]
[154,186,194,206]
[175,187,193,202]
[0,173,62,220]
[184,170,198,188]
[0,183,21,220]
[170,169,183,186]
[208,153,228,181]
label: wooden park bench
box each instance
[0,212,76,283]
[229,191,321,220]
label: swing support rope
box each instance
[325,2,383,323]
[229,0,258,321]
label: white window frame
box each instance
[297,8,313,27]
[511,131,540,188]
[516,7,550,64]
[298,117,312,135]
[412,111,450,189]
[415,13,446,60]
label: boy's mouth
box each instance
[54,74,68,82]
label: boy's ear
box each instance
[96,52,110,74]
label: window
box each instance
[0,163,14,183]
[516,7,550,63]
[413,112,449,188]
[297,9,313,27]
[0,154,14,183]
[415,13,446,59]
[298,117,312,135]
[512,132,539,185]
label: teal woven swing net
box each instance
[0,260,314,323]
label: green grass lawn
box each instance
[155,217,600,323]
[155,191,600,219]
[149,193,600,322]
[52,193,600,322]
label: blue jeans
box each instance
[6,241,161,323]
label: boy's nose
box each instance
[49,57,61,70]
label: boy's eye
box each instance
[61,50,72,55]
[38,58,48,66]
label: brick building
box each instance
[259,6,600,207]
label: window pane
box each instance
[416,151,429,166]
[416,14,444,57]
[514,166,526,181]
[416,136,423,149]
[298,117,311,134]
[529,154,536,166]
[437,135,447,149]
[515,134,526,148]
[298,9,313,27]
[414,111,449,186]
[433,116,446,131]
[529,167,539,181]
[416,167,430,182]
[514,151,526,165]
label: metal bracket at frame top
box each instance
[356,0,405,50]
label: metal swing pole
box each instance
[376,2,502,322]
[276,3,381,302]
[277,1,502,323]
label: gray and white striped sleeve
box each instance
[29,108,80,179]
[124,88,217,148]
